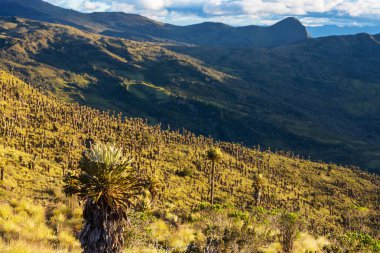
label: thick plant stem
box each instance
[80,200,125,253]
[210,161,215,205]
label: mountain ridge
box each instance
[1,16,380,172]
[308,24,380,38]
[0,0,309,48]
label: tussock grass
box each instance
[0,200,81,252]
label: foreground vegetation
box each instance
[0,70,379,252]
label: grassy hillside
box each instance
[0,70,379,252]
[0,17,236,122]
[0,17,380,173]
[166,35,380,171]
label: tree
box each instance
[64,143,148,253]
[206,147,222,205]
[278,212,300,253]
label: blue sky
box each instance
[43,0,380,27]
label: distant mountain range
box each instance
[309,25,380,38]
[0,0,309,48]
[0,0,380,172]
[1,0,378,40]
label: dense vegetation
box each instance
[0,17,379,172]
[0,70,379,252]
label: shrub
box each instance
[150,220,170,242]
[168,226,195,252]
[57,230,79,248]
[340,232,380,253]
[175,168,192,177]
[278,212,301,253]
[0,203,13,219]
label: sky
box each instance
[43,0,380,27]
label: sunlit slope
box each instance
[0,69,379,242]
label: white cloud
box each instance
[337,0,380,18]
[108,2,135,12]
[81,1,110,12]
[137,0,166,10]
[43,0,380,26]
[203,0,242,15]
[47,0,84,10]
[240,0,346,16]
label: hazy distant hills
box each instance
[309,24,380,38]
[99,17,309,48]
[0,0,309,48]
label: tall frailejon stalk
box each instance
[206,147,222,205]
[252,172,265,206]
[64,143,148,253]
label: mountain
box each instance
[1,69,379,252]
[171,17,309,48]
[0,17,238,136]
[0,0,309,48]
[0,17,380,172]
[309,24,380,38]
[168,33,380,170]
[99,16,309,48]
[0,4,380,251]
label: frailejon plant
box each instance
[64,143,149,253]
[252,172,266,206]
[206,147,222,205]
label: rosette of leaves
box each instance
[64,143,149,253]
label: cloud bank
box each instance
[43,0,380,26]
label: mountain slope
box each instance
[167,33,380,171]
[0,17,245,137]
[0,0,91,30]
[0,0,309,48]
[1,69,379,252]
[1,17,380,172]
